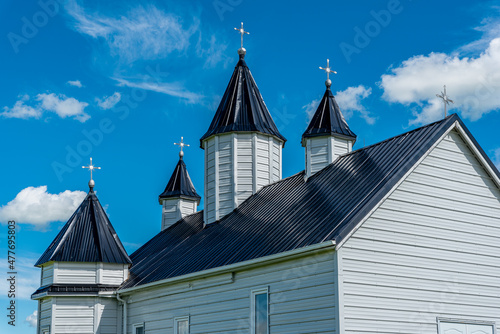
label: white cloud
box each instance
[25,310,37,327]
[66,1,199,62]
[37,93,90,122]
[67,80,83,88]
[335,85,375,124]
[2,95,42,120]
[303,85,374,125]
[0,186,86,226]
[114,77,202,103]
[303,98,320,122]
[96,92,121,109]
[380,37,500,125]
[2,94,90,122]
[196,34,230,69]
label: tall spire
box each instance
[200,22,286,146]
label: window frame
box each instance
[437,317,497,334]
[174,316,190,334]
[132,322,145,334]
[250,287,269,334]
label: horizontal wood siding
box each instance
[341,130,500,333]
[236,133,253,205]
[125,250,337,334]
[53,297,95,334]
[272,141,281,182]
[333,138,349,157]
[56,263,97,284]
[162,199,180,231]
[256,134,271,190]
[206,139,216,222]
[41,264,53,286]
[310,137,329,174]
[99,297,118,334]
[218,134,234,217]
[102,264,128,285]
[39,298,52,329]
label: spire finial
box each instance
[319,58,337,88]
[82,157,101,191]
[234,22,249,58]
[436,85,454,118]
[174,137,190,159]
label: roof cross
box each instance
[82,157,101,191]
[234,22,250,49]
[319,58,337,88]
[174,137,190,158]
[436,85,454,118]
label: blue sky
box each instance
[1,0,500,331]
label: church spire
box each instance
[302,59,356,178]
[159,138,200,231]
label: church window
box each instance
[174,316,190,334]
[251,287,269,334]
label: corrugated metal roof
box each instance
[302,87,356,144]
[122,114,461,289]
[35,191,131,266]
[199,55,286,147]
[159,157,201,202]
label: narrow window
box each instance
[251,287,269,334]
[174,316,190,334]
[133,323,145,334]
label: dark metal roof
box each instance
[32,284,120,298]
[122,114,462,289]
[199,55,286,147]
[302,87,356,144]
[159,157,201,202]
[35,191,131,266]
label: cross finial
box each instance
[234,22,249,57]
[436,85,454,118]
[319,58,337,88]
[174,137,190,159]
[82,157,101,191]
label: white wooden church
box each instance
[33,33,500,334]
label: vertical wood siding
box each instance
[124,251,337,334]
[341,130,500,333]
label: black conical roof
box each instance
[35,191,131,266]
[302,87,356,145]
[200,55,286,147]
[159,157,201,202]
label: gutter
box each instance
[116,293,127,334]
[118,240,336,295]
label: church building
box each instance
[32,26,500,334]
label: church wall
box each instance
[123,249,337,334]
[162,199,197,231]
[50,262,128,285]
[204,133,283,224]
[306,136,352,177]
[340,129,500,333]
[41,263,53,286]
[38,298,52,332]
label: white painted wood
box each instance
[161,198,198,231]
[41,264,54,286]
[123,250,337,334]
[99,298,119,334]
[340,130,500,334]
[39,298,52,330]
[53,297,95,334]
[305,135,353,177]
[56,262,97,284]
[204,133,283,224]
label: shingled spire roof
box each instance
[302,87,357,145]
[35,190,131,266]
[199,53,286,147]
[159,157,201,202]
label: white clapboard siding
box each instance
[204,133,282,224]
[39,298,52,329]
[102,264,128,285]
[98,298,119,334]
[306,136,353,177]
[53,297,95,334]
[41,263,54,286]
[125,250,336,334]
[162,198,197,231]
[56,263,97,284]
[340,130,500,334]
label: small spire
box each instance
[234,22,249,58]
[436,85,454,118]
[319,58,337,88]
[82,157,101,191]
[174,137,190,159]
